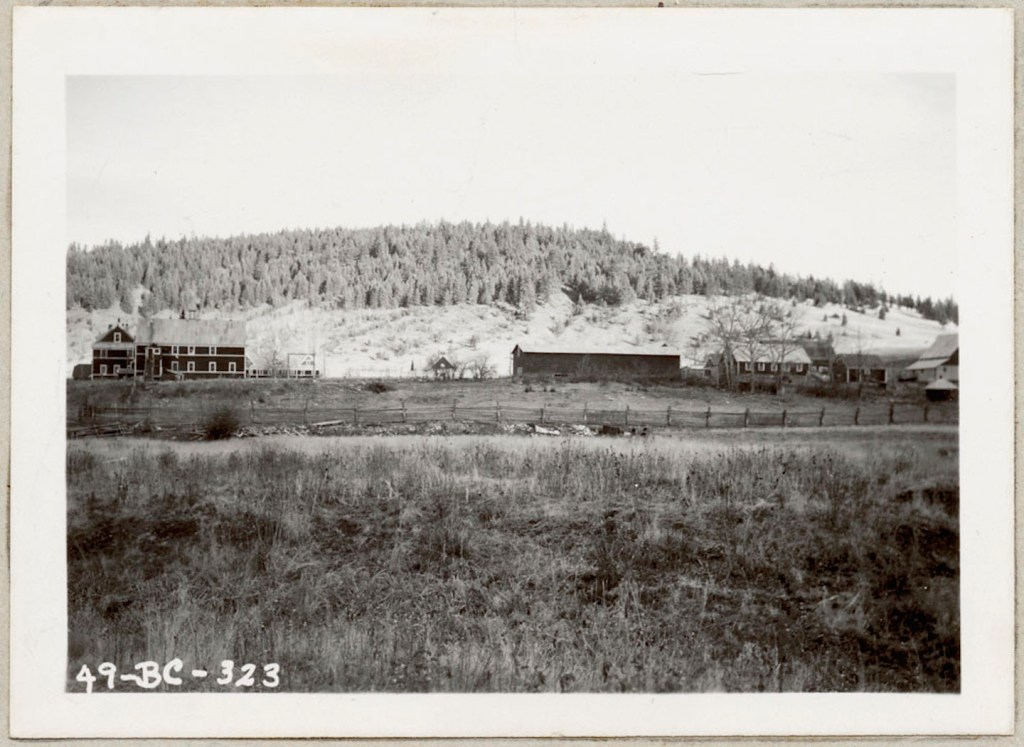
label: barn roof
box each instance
[513,343,680,358]
[430,356,456,369]
[906,333,958,370]
[134,318,246,346]
[866,348,927,370]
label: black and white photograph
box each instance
[9,5,1015,739]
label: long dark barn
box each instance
[511,344,680,380]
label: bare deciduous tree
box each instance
[704,296,804,394]
[469,354,495,380]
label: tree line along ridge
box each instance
[67,220,958,324]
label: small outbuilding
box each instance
[288,353,318,378]
[429,356,457,380]
[925,378,959,402]
[800,339,837,376]
[836,353,888,386]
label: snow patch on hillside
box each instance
[66,292,955,378]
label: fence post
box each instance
[705,406,711,428]
[666,405,672,427]
[250,400,255,425]
[402,401,407,423]
[743,408,749,428]
[854,406,860,426]
[354,407,359,425]
[819,407,825,427]
[583,402,588,424]
[625,405,630,426]
[782,409,788,428]
[452,400,457,420]
[923,404,929,423]
[496,401,500,423]
[888,402,895,425]
[541,405,546,424]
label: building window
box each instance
[228,362,236,373]
[171,361,178,372]
[187,346,195,355]
[187,361,195,373]
[171,345,179,355]
[757,362,766,372]
[211,346,217,356]
[113,365,120,374]
[209,362,217,372]
[113,332,121,343]
[99,364,107,375]
[770,363,778,372]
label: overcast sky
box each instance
[67,70,956,300]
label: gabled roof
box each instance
[135,318,246,346]
[731,346,812,365]
[801,339,836,361]
[430,356,456,370]
[93,324,134,346]
[906,333,958,370]
[513,343,680,357]
[838,353,886,369]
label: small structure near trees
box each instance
[429,355,457,380]
[925,378,958,402]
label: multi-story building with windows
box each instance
[91,323,135,378]
[132,318,246,380]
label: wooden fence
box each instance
[69,400,958,437]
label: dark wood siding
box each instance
[134,343,246,379]
[92,348,133,377]
[513,350,679,379]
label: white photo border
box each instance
[10,6,1014,738]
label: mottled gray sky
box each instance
[68,70,955,299]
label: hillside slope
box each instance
[68,291,953,378]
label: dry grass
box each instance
[67,432,958,693]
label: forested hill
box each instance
[67,221,958,323]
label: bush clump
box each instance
[203,407,240,440]
[365,381,393,394]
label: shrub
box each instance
[203,407,240,440]
[365,381,393,394]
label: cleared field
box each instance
[67,428,958,693]
[68,378,957,435]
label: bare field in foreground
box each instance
[67,429,958,692]
[68,376,943,417]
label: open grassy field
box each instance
[69,376,934,412]
[67,428,958,693]
[68,378,955,437]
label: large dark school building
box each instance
[133,318,247,380]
